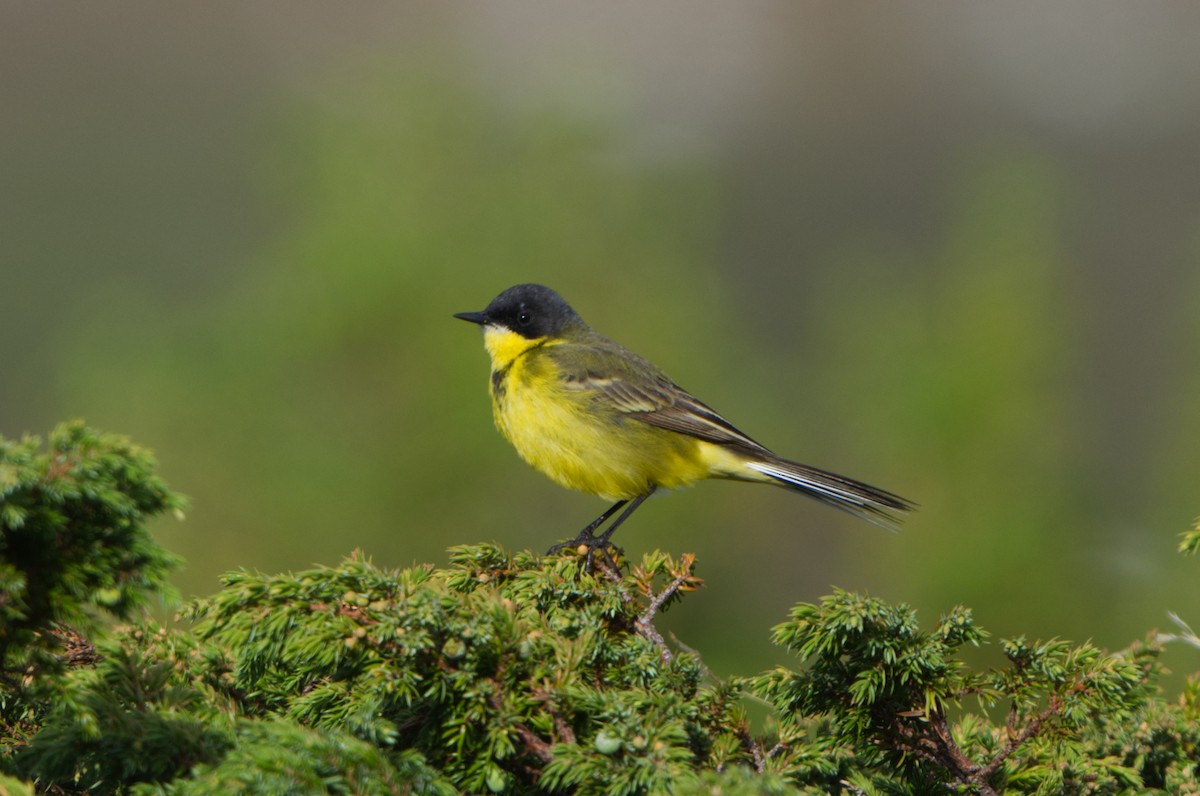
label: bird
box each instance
[455,283,913,558]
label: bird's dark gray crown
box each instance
[482,283,586,339]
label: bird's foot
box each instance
[547,531,624,574]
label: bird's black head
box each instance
[454,283,586,339]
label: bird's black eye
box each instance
[517,311,532,326]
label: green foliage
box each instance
[753,592,1154,794]
[0,421,183,676]
[0,421,183,771]
[11,544,1200,795]
[139,720,453,796]
[3,425,1199,794]
[11,630,233,793]
[1181,517,1200,557]
[180,546,737,795]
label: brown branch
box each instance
[511,720,555,765]
[977,699,1060,781]
[634,617,673,665]
[735,723,766,773]
[885,694,1066,796]
[632,566,695,665]
[929,710,998,796]
[489,689,554,765]
[929,710,981,778]
[884,709,996,796]
[532,688,576,745]
[49,625,100,668]
[638,568,692,628]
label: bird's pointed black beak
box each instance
[454,311,488,325]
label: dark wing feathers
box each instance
[549,335,770,454]
[633,390,768,453]
[545,334,915,531]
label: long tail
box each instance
[743,455,915,532]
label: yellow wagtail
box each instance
[455,283,913,555]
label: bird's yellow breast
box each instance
[482,327,714,501]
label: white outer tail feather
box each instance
[744,460,909,533]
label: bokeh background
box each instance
[5,2,1200,682]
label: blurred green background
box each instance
[4,3,1200,681]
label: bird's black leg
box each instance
[596,488,654,545]
[547,487,656,569]
[546,499,627,555]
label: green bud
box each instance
[594,730,622,755]
[442,637,467,660]
[486,767,507,792]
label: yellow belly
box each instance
[491,357,713,501]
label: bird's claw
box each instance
[547,532,623,573]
